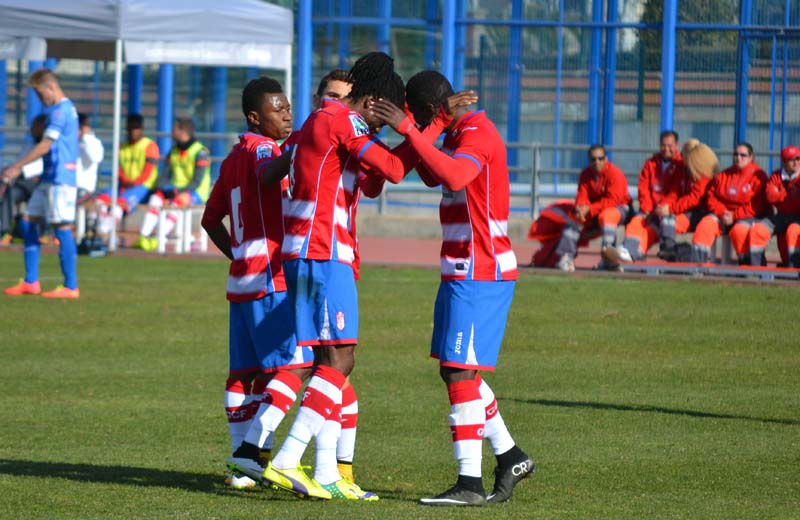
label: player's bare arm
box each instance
[1,138,54,182]
[261,152,291,185]
[203,222,233,260]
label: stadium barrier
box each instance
[156,206,208,255]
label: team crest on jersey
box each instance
[256,144,273,161]
[336,311,345,331]
[349,114,370,137]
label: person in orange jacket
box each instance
[553,145,631,271]
[747,145,800,267]
[690,142,769,264]
[602,130,683,264]
[604,138,718,266]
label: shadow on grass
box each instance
[0,459,286,499]
[0,458,409,501]
[502,398,800,426]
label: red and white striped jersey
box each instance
[282,99,387,267]
[418,111,518,281]
[202,132,287,302]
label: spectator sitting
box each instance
[747,145,800,267]
[602,130,684,265]
[690,142,769,264]
[604,138,718,266]
[94,113,160,240]
[0,115,47,245]
[133,118,211,251]
[529,145,630,272]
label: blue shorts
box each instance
[229,291,313,375]
[99,185,151,210]
[430,280,515,371]
[161,185,203,205]
[283,259,358,347]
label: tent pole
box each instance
[109,39,123,252]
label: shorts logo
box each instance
[349,114,370,137]
[336,311,345,331]
[454,331,463,355]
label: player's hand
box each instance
[174,191,192,208]
[655,204,670,217]
[574,204,590,222]
[721,211,734,226]
[371,99,408,133]
[1,165,20,183]
[443,90,479,119]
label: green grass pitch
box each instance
[0,251,798,519]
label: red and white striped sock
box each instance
[477,375,516,456]
[337,384,358,464]
[243,371,303,448]
[272,365,345,470]
[140,207,160,237]
[225,378,253,452]
[448,378,485,478]
[314,403,343,485]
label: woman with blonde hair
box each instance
[604,138,717,266]
[653,138,719,260]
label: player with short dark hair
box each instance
[260,52,416,501]
[372,70,535,506]
[201,76,314,490]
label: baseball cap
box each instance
[781,145,800,162]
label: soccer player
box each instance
[371,70,535,506]
[260,55,478,501]
[308,68,379,487]
[259,52,439,501]
[201,76,314,490]
[2,68,81,299]
[136,118,211,251]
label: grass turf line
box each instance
[0,252,798,519]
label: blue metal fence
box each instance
[1,0,799,183]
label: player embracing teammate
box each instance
[373,70,535,506]
[212,54,534,506]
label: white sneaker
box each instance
[601,246,632,268]
[225,472,258,490]
[556,253,575,272]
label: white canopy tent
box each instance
[0,0,293,250]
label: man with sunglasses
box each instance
[554,145,631,272]
[747,145,800,267]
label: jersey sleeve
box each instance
[337,113,408,183]
[44,106,68,142]
[357,168,386,199]
[637,160,655,213]
[766,171,786,205]
[400,124,485,192]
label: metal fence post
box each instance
[531,143,540,219]
[378,186,387,215]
